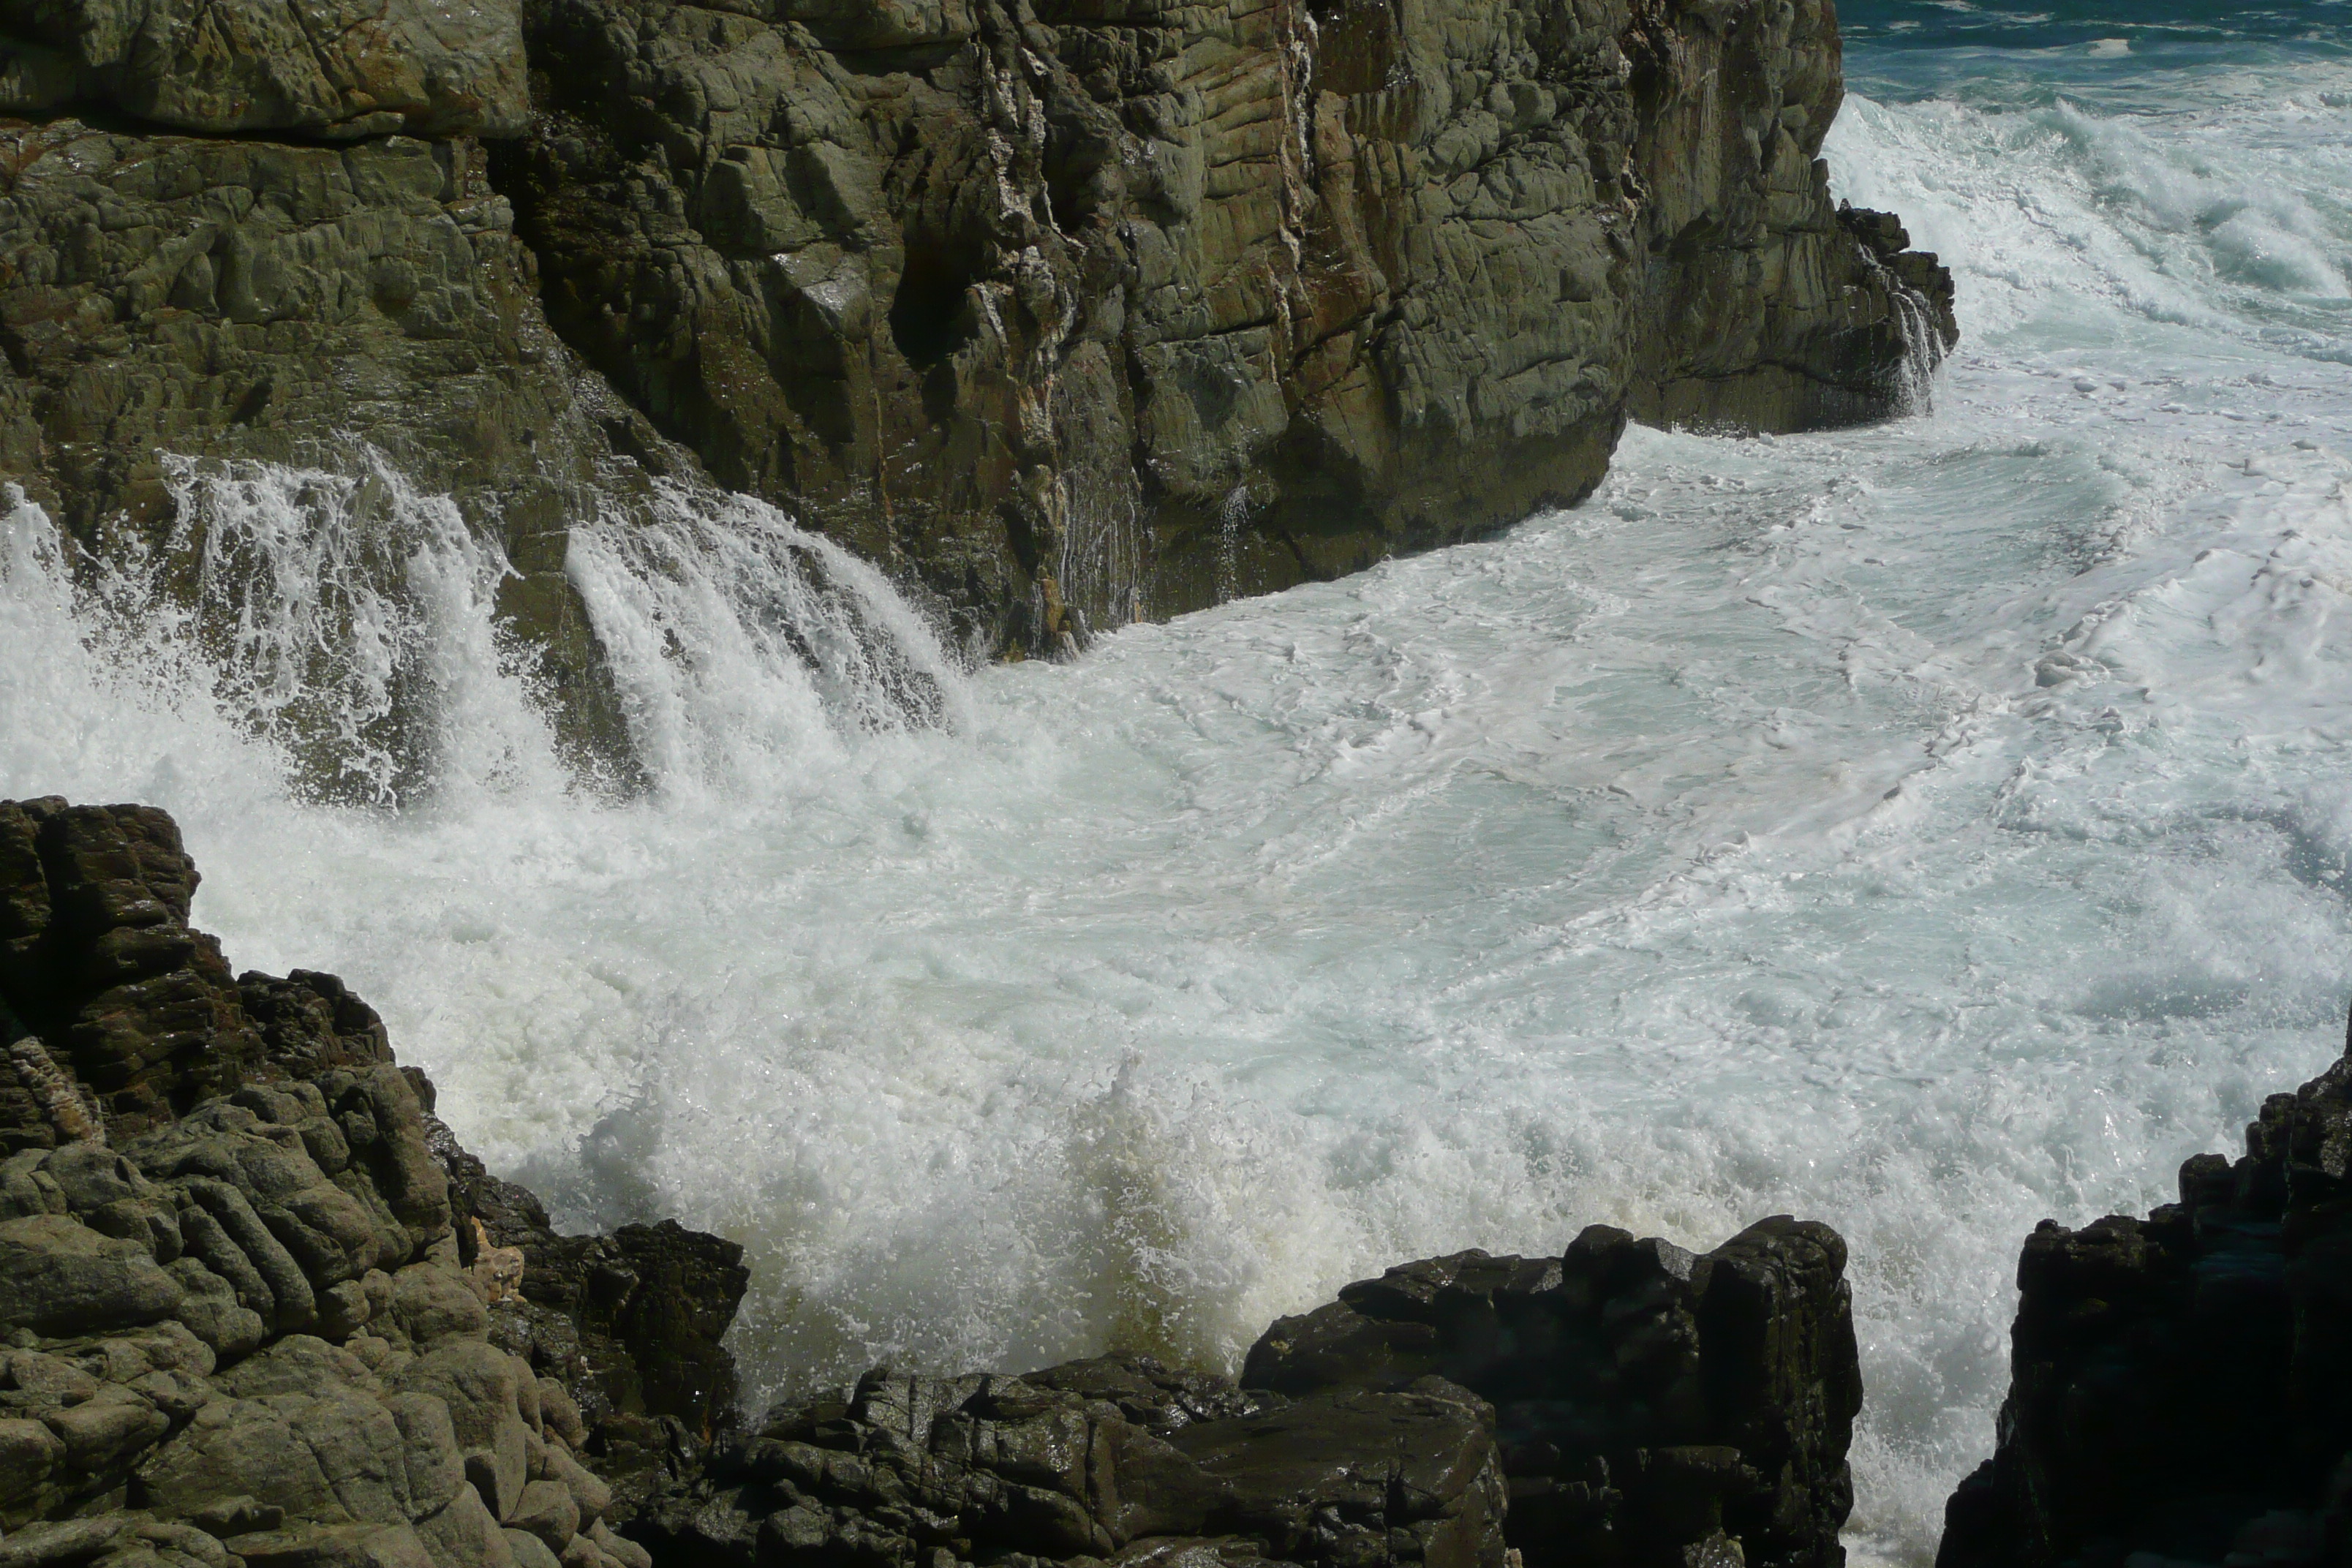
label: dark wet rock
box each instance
[0,799,257,1145]
[0,0,1953,749]
[1245,1218,1861,1568]
[0,801,748,1568]
[430,1120,750,1522]
[641,1220,1858,1568]
[494,0,1958,649]
[1937,1030,2352,1568]
[635,1354,1504,1568]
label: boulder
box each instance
[1245,1219,1861,1568]
[1938,1030,2352,1568]
[0,1213,183,1336]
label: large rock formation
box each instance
[0,796,750,1567]
[641,1218,1862,1568]
[4,0,1953,683]
[0,799,1872,1568]
[1245,1221,1862,1568]
[1938,1030,2352,1568]
[496,0,1956,647]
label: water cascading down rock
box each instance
[2,0,1955,681]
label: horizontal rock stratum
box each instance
[0,0,1953,676]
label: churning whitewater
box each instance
[4,19,2350,1566]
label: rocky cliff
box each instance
[0,795,750,1568]
[640,1220,1862,1568]
[493,0,1956,647]
[1,0,1953,679]
[1938,1029,2352,1568]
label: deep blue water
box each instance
[1842,0,2351,105]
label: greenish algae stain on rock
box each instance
[494,0,1954,650]
[0,0,1950,766]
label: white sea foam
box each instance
[2,49,2350,1568]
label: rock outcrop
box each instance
[1938,1030,2352,1568]
[4,0,1953,685]
[639,1355,1506,1568]
[496,0,1956,647]
[0,799,1873,1568]
[1246,1219,1861,1568]
[640,1218,1861,1568]
[437,1137,750,1521]
[0,796,750,1568]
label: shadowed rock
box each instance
[1939,1025,2352,1568]
[636,1355,1507,1568]
[1245,1218,1862,1568]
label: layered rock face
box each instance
[644,1219,1861,1568]
[0,796,749,1568]
[497,0,1956,645]
[4,0,1952,679]
[1939,1033,2352,1568]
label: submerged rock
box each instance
[1938,1030,2352,1568]
[0,800,748,1568]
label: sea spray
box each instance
[159,452,557,804]
[0,36,2346,1568]
[566,478,967,798]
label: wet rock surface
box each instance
[496,0,1956,647]
[1245,1218,1861,1568]
[2,0,1953,683]
[643,1219,1861,1568]
[0,799,749,1567]
[1938,1031,2352,1568]
[641,1357,1506,1568]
